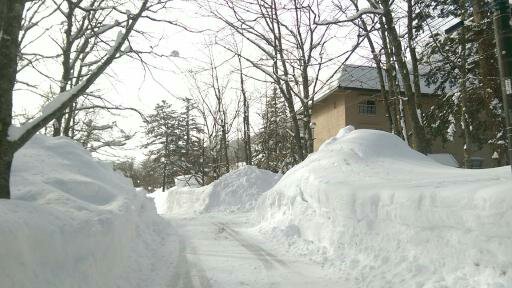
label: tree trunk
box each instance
[281,91,304,161]
[471,0,500,106]
[162,133,169,191]
[221,118,230,173]
[0,144,13,199]
[471,0,501,154]
[62,103,74,137]
[271,2,305,162]
[380,19,403,138]
[380,0,430,153]
[406,0,423,104]
[300,61,314,155]
[0,0,26,198]
[238,56,252,165]
[200,138,206,185]
[458,3,472,168]
[243,96,252,165]
[53,1,75,137]
[361,20,396,133]
[399,94,410,145]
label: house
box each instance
[311,64,495,168]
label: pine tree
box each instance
[420,0,508,165]
[144,100,206,190]
[178,97,205,184]
[254,87,295,172]
[144,101,179,190]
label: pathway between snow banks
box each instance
[168,213,347,288]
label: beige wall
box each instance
[312,89,390,150]
[311,89,497,168]
[312,91,347,151]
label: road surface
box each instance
[167,213,344,288]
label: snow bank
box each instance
[0,135,178,288]
[149,185,207,215]
[256,128,512,287]
[152,166,281,215]
[201,166,281,213]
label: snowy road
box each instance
[168,214,344,288]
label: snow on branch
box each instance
[7,0,148,149]
[318,8,383,25]
[8,31,125,143]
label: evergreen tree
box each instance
[144,100,180,190]
[420,0,508,165]
[254,87,295,172]
[138,157,162,192]
[144,100,205,190]
[178,97,205,184]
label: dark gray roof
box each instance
[314,64,437,105]
[338,64,436,94]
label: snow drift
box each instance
[201,166,281,213]
[151,166,281,215]
[256,127,512,287]
[0,135,178,288]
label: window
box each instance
[358,100,376,115]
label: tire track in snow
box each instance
[168,237,193,288]
[168,236,212,288]
[214,222,290,270]
[187,243,212,288]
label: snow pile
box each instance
[0,135,178,288]
[152,166,281,215]
[149,185,207,215]
[256,127,512,287]
[201,166,281,213]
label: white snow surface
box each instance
[0,135,178,288]
[150,166,281,216]
[256,127,512,288]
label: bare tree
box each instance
[345,0,398,134]
[1,0,163,198]
[188,47,241,179]
[325,1,406,139]
[0,0,26,199]
[237,54,253,165]
[205,0,366,162]
[371,0,430,153]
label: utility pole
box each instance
[493,0,512,172]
